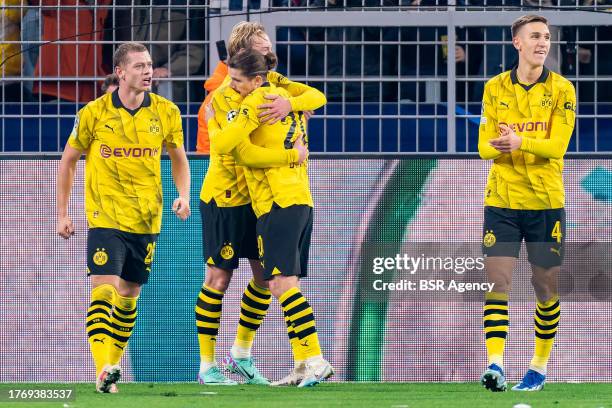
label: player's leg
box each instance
[224,203,273,384]
[86,228,127,393]
[196,200,238,385]
[104,231,157,393]
[263,205,334,388]
[197,265,236,385]
[270,306,309,386]
[480,207,522,392]
[224,258,272,385]
[513,209,564,391]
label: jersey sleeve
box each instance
[478,80,503,160]
[67,105,95,151]
[165,102,184,148]
[519,81,576,159]
[232,140,299,168]
[267,71,327,112]
[210,94,260,155]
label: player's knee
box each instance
[116,279,141,298]
[268,275,299,298]
[205,265,232,292]
[487,272,511,293]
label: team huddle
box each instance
[56,15,574,394]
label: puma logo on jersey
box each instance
[105,124,114,132]
[499,101,509,109]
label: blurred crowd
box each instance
[0,0,610,103]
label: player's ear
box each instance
[114,66,124,81]
[512,37,521,52]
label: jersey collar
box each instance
[510,65,550,92]
[111,89,152,116]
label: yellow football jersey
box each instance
[200,71,326,207]
[68,91,183,234]
[213,82,314,218]
[478,66,576,209]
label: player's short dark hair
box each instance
[228,49,278,79]
[511,15,548,37]
[113,42,149,68]
[101,73,119,92]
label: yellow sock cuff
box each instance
[279,287,300,304]
[114,293,139,311]
[203,284,224,296]
[91,284,115,301]
[485,291,509,302]
[537,295,559,308]
[249,279,271,296]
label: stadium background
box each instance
[0,0,611,385]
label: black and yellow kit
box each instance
[479,66,575,266]
[69,90,182,280]
[213,81,323,279]
[201,72,325,269]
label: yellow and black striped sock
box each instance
[86,284,115,377]
[108,292,138,366]
[232,279,271,358]
[483,291,509,368]
[279,287,322,360]
[195,285,224,365]
[530,296,560,374]
[284,309,306,366]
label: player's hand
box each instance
[455,46,466,63]
[153,67,170,86]
[258,94,292,124]
[57,216,75,239]
[294,136,309,164]
[490,124,522,153]
[205,103,215,122]
[303,110,314,121]
[172,197,191,221]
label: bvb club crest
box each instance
[220,244,234,260]
[93,248,109,266]
[483,230,496,248]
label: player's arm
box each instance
[519,83,576,159]
[209,97,261,155]
[208,96,303,166]
[57,107,93,239]
[268,71,327,111]
[259,71,326,124]
[165,103,191,221]
[478,81,503,160]
[233,138,303,168]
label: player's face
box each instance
[117,51,153,92]
[514,22,550,67]
[250,34,272,55]
[229,67,263,97]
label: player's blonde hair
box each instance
[113,42,149,68]
[228,21,267,59]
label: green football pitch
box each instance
[1,383,611,408]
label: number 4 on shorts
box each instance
[551,221,562,243]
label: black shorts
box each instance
[200,199,259,270]
[87,227,159,285]
[482,206,566,268]
[256,204,313,280]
